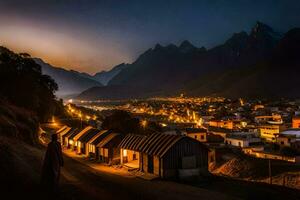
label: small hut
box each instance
[72,126,93,151]
[57,126,71,144]
[140,133,208,179]
[76,128,101,154]
[63,128,79,147]
[96,132,123,164]
[119,134,146,168]
[89,130,112,159]
[85,130,108,157]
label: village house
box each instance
[225,133,261,148]
[255,115,283,125]
[84,129,109,157]
[56,125,71,144]
[63,128,79,147]
[119,134,145,168]
[276,134,297,147]
[96,132,123,164]
[258,125,280,142]
[184,128,207,142]
[138,133,209,179]
[64,127,90,150]
[89,130,113,160]
[292,117,300,128]
[209,120,233,129]
[76,128,101,154]
[56,125,68,135]
[72,126,93,151]
[207,126,233,139]
[120,133,209,179]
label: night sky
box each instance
[0,0,299,74]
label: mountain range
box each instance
[78,21,300,100]
[35,59,127,96]
[35,21,300,100]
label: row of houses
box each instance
[57,126,122,164]
[56,125,209,179]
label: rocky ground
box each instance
[212,154,300,190]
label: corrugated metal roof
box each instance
[91,130,112,145]
[78,128,101,143]
[73,126,93,141]
[119,133,208,157]
[97,133,122,148]
[138,133,183,157]
[87,130,107,144]
[56,125,68,134]
[59,127,71,137]
[64,128,79,139]
[119,134,146,151]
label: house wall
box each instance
[259,126,279,142]
[85,143,96,156]
[162,138,208,179]
[153,156,160,176]
[225,138,248,147]
[292,118,300,128]
[120,149,139,164]
[187,132,207,142]
[209,121,233,129]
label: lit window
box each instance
[123,149,127,157]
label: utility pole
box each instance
[269,159,272,184]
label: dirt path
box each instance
[60,155,236,200]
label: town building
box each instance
[276,134,297,147]
[184,128,207,142]
[225,134,261,148]
[258,125,280,142]
[254,115,283,125]
[292,117,300,128]
[209,120,233,129]
[208,126,233,138]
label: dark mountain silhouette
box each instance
[34,58,103,96]
[108,22,281,91]
[78,21,294,100]
[185,28,300,98]
[93,63,128,85]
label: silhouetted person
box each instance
[41,134,64,195]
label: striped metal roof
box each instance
[96,132,122,148]
[64,128,79,139]
[73,126,93,141]
[119,134,146,151]
[78,128,101,143]
[138,133,183,157]
[59,127,71,137]
[87,130,107,144]
[56,125,68,134]
[91,130,112,145]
